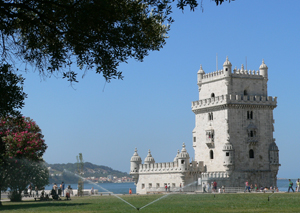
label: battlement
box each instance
[138,161,204,174]
[192,94,277,111]
[201,68,263,83]
[202,70,224,82]
[201,171,229,179]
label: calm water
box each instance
[45,179,298,194]
[45,182,136,194]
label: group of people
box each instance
[26,183,40,197]
[244,181,279,192]
[203,181,225,193]
[52,182,73,199]
[288,179,300,192]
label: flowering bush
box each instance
[0,116,47,161]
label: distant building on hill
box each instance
[130,57,280,194]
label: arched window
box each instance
[210,150,214,159]
[211,93,215,98]
[244,90,248,96]
[249,149,254,158]
[250,111,253,119]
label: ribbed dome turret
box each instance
[173,149,180,162]
[144,149,155,164]
[259,59,268,69]
[130,148,142,163]
[223,56,232,66]
[197,65,205,74]
[269,142,279,151]
[178,143,189,158]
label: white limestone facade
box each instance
[192,57,280,188]
[130,57,280,194]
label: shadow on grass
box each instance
[1,200,91,211]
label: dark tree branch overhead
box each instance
[0,0,233,83]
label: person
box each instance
[62,182,65,196]
[222,185,225,193]
[168,183,170,192]
[165,184,167,192]
[207,183,210,192]
[129,188,132,195]
[296,179,300,192]
[28,183,32,197]
[35,186,38,197]
[288,179,294,192]
[254,184,258,192]
[213,181,217,193]
[66,185,73,200]
[91,187,95,195]
[53,183,58,195]
[180,183,182,192]
[244,181,250,192]
[203,183,207,193]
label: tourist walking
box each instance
[296,179,300,192]
[244,181,250,192]
[203,183,207,193]
[165,184,167,192]
[213,181,217,193]
[129,188,132,195]
[288,179,294,192]
[207,183,210,192]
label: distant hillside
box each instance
[46,162,130,183]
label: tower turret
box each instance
[177,143,190,171]
[130,148,142,184]
[130,148,142,173]
[223,56,232,77]
[144,149,155,164]
[197,65,205,86]
[259,59,268,79]
[222,141,234,175]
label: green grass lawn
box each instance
[1,193,300,212]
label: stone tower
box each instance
[192,57,280,188]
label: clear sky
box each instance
[20,0,300,178]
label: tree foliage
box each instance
[6,159,49,202]
[0,116,48,202]
[0,0,233,83]
[0,64,27,117]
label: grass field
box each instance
[1,193,300,212]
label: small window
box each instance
[172,183,176,187]
[149,183,152,188]
[142,184,145,189]
[249,149,254,158]
[208,112,213,120]
[247,111,253,119]
[244,90,248,96]
[211,93,215,98]
[210,150,214,159]
[181,160,185,164]
[156,183,160,188]
[226,152,229,156]
[225,68,228,71]
[193,137,196,142]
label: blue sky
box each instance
[20,0,300,178]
